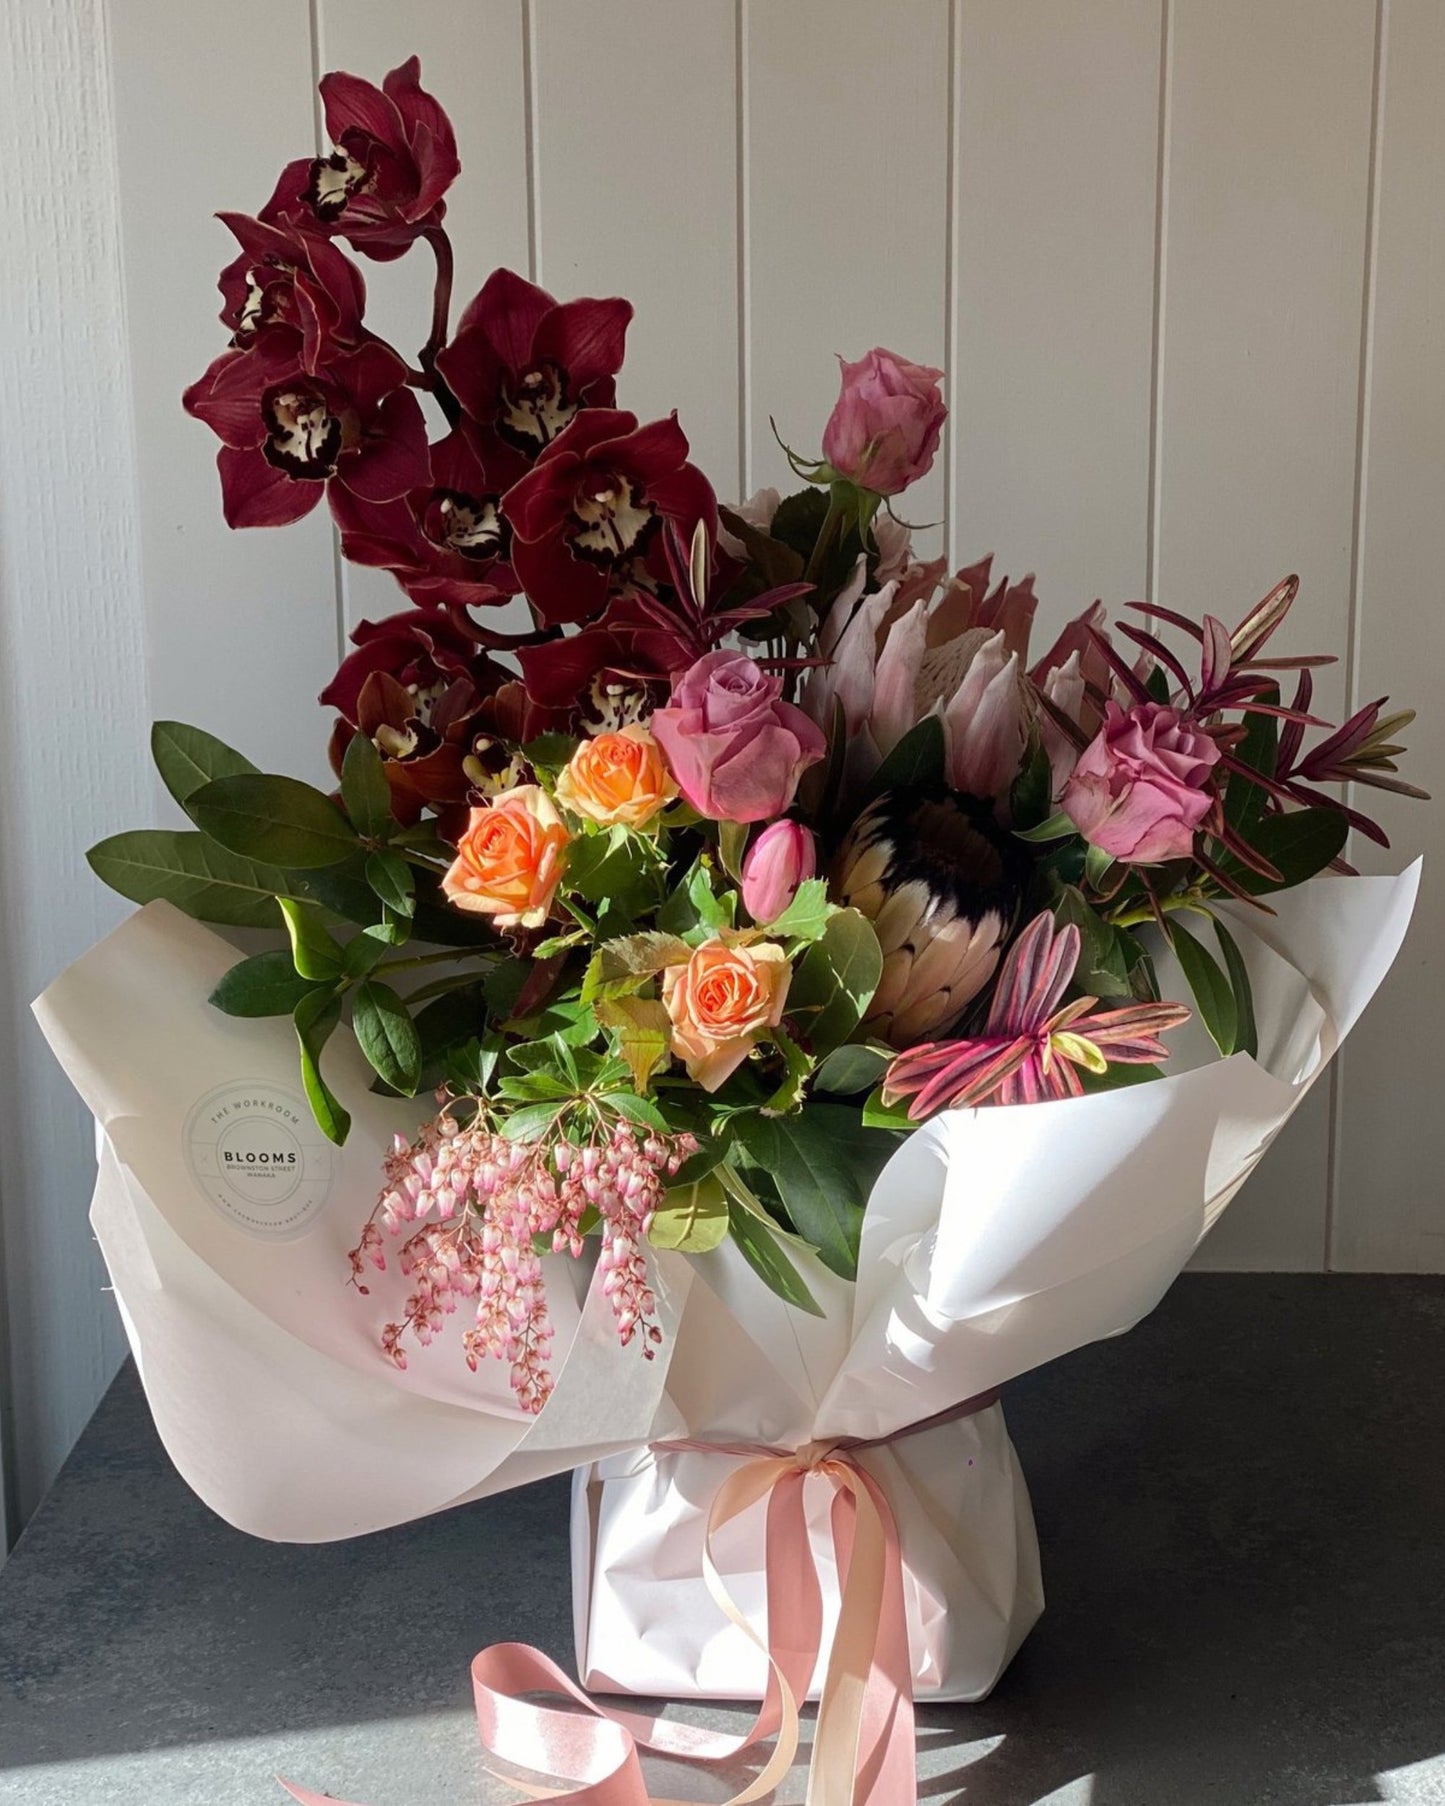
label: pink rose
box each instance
[821,348,947,496]
[650,651,826,824]
[741,821,816,923]
[1061,702,1221,865]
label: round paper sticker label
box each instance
[184,1082,334,1239]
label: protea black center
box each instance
[832,785,1030,1047]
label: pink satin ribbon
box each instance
[279,1403,997,1805]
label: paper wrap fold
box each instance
[34,866,1418,1698]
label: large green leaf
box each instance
[725,1197,824,1316]
[732,1105,901,1281]
[189,774,358,870]
[293,989,350,1145]
[352,979,422,1095]
[650,1171,729,1253]
[340,732,394,841]
[811,1042,892,1096]
[209,950,323,1019]
[87,829,290,927]
[278,897,344,981]
[151,721,258,807]
[1230,808,1348,895]
[1212,917,1258,1060]
[785,909,883,1055]
[1170,916,1238,1055]
[1224,692,1279,835]
[868,715,946,798]
[1052,884,1132,999]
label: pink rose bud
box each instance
[650,651,826,823]
[741,821,817,923]
[821,347,947,497]
[1060,701,1222,865]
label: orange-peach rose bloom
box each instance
[554,723,678,829]
[661,937,791,1092]
[442,785,569,929]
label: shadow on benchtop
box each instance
[2,1275,1444,1806]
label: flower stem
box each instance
[378,947,482,975]
[422,227,454,365]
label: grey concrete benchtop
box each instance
[2,1275,1444,1805]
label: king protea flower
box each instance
[882,912,1191,1120]
[831,786,1030,1046]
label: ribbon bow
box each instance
[281,1436,917,1805]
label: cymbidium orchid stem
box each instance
[421,227,455,366]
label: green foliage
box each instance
[767,878,835,942]
[868,715,946,798]
[1228,808,1348,895]
[1212,917,1258,1060]
[1224,693,1280,835]
[151,721,258,807]
[188,773,359,869]
[656,860,734,943]
[786,909,883,1056]
[1051,884,1133,999]
[811,1042,892,1096]
[724,1194,824,1317]
[1169,915,1238,1055]
[209,950,323,1019]
[340,732,394,840]
[293,988,349,1145]
[1009,737,1055,831]
[87,829,291,928]
[278,898,344,982]
[352,980,422,1095]
[649,1170,730,1253]
[594,994,671,1091]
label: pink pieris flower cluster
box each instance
[348,1106,696,1413]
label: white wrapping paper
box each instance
[34,865,1418,1698]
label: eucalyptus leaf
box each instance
[151,721,258,807]
[189,774,359,870]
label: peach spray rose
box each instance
[442,784,569,928]
[661,936,791,1092]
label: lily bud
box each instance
[832,786,1028,1046]
[741,821,817,924]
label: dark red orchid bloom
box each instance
[434,267,631,457]
[184,336,429,529]
[328,423,525,613]
[216,213,366,370]
[319,606,494,723]
[262,58,459,260]
[503,410,717,626]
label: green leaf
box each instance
[1170,916,1238,1055]
[290,857,391,928]
[717,819,750,883]
[151,721,258,807]
[293,989,349,1145]
[1051,884,1132,999]
[812,1042,892,1096]
[868,715,946,798]
[209,950,323,1018]
[656,860,734,943]
[650,1171,730,1253]
[341,732,394,840]
[581,931,692,1004]
[1144,663,1172,705]
[769,486,831,561]
[767,877,835,942]
[1015,810,1077,844]
[189,774,359,870]
[862,1086,916,1129]
[499,1099,568,1142]
[607,1089,672,1134]
[725,1197,824,1316]
[352,980,423,1094]
[87,829,290,928]
[595,994,671,1092]
[278,897,344,982]
[1083,842,1116,889]
[761,1027,814,1114]
[732,1105,900,1281]
[519,732,578,772]
[1229,808,1348,895]
[1009,735,1055,831]
[786,908,883,1056]
[1224,690,1279,835]
[342,928,390,980]
[1213,917,1258,1060]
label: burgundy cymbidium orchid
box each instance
[261,58,460,260]
[184,336,429,529]
[882,912,1191,1119]
[216,213,366,370]
[329,422,525,614]
[435,268,631,458]
[502,410,718,627]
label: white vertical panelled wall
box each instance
[3,0,1441,1528]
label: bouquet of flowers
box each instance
[38,58,1424,1805]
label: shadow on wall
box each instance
[0,1276,1442,1805]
